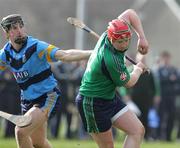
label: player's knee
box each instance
[15,126,29,138]
[128,123,145,138]
[134,124,145,139]
[138,124,145,137]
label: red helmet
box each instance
[107,19,132,41]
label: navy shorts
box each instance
[21,87,61,119]
[75,93,129,133]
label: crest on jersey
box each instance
[120,72,127,81]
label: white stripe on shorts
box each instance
[111,106,129,123]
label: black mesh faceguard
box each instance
[1,14,24,32]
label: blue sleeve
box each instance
[0,49,7,72]
[36,40,60,62]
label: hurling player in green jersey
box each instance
[76,9,149,148]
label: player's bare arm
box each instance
[54,49,92,62]
[124,61,145,88]
[118,9,149,55]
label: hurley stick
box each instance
[0,111,32,127]
[67,17,150,73]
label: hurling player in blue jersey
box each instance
[0,14,92,148]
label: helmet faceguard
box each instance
[107,19,132,42]
[1,14,24,32]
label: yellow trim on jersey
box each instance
[46,45,55,62]
[0,65,6,71]
[0,60,6,65]
[38,50,45,59]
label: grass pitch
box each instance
[0,138,179,148]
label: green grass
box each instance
[0,138,179,148]
[0,119,179,148]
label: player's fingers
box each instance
[142,67,150,74]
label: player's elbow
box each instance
[124,9,136,16]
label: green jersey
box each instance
[80,32,130,99]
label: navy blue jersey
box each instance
[0,36,59,100]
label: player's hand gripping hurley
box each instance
[0,111,32,127]
[67,17,150,74]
